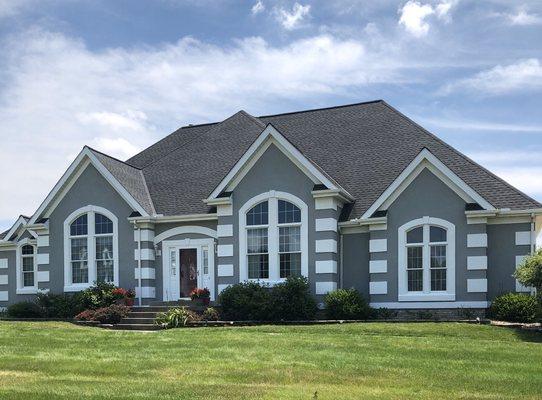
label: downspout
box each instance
[134,221,143,307]
[530,213,536,253]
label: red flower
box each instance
[190,288,210,300]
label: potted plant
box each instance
[111,288,136,307]
[190,288,211,306]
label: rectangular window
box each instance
[407,246,423,292]
[22,257,34,287]
[279,226,301,278]
[96,236,114,283]
[203,248,209,275]
[247,228,268,279]
[71,237,88,284]
[430,245,447,291]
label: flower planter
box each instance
[192,298,210,306]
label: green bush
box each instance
[35,293,83,318]
[219,282,271,321]
[371,307,398,320]
[514,249,542,296]
[324,288,371,320]
[79,282,119,310]
[202,307,220,321]
[92,304,130,324]
[268,276,317,321]
[7,301,43,318]
[489,293,541,323]
[155,307,201,328]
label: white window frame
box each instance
[239,191,308,284]
[398,216,455,302]
[63,205,119,292]
[16,238,38,294]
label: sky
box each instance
[0,0,541,231]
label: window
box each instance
[398,217,455,301]
[240,192,307,283]
[21,244,36,288]
[64,206,118,291]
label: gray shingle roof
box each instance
[122,100,540,219]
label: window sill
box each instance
[64,284,91,292]
[16,288,39,295]
[398,293,455,302]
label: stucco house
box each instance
[1,100,541,313]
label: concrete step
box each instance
[120,317,157,324]
[128,311,160,318]
[131,305,210,313]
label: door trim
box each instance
[162,238,216,302]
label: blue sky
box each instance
[0,0,541,231]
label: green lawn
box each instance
[0,322,540,399]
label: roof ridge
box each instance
[258,99,384,119]
[380,101,542,208]
[139,170,156,215]
[86,146,142,170]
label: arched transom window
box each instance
[240,191,308,283]
[64,206,118,290]
[398,216,455,301]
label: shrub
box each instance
[92,304,130,324]
[7,301,43,318]
[155,307,201,328]
[202,307,220,321]
[74,309,96,321]
[371,307,398,320]
[489,293,541,323]
[79,282,130,310]
[514,249,542,296]
[35,292,83,318]
[219,281,271,321]
[324,288,371,320]
[268,276,317,321]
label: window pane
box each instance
[430,245,446,268]
[407,246,423,269]
[22,257,34,272]
[280,253,301,278]
[248,254,269,279]
[70,214,88,236]
[431,269,447,291]
[97,260,114,283]
[22,245,34,255]
[71,238,88,261]
[247,228,268,254]
[246,202,268,226]
[95,214,113,234]
[96,236,113,260]
[430,226,446,243]
[407,246,423,292]
[406,227,423,244]
[23,272,34,287]
[203,249,209,275]
[278,200,301,224]
[71,261,88,284]
[279,226,300,252]
[408,269,423,292]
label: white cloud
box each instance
[398,0,456,37]
[251,0,264,15]
[0,0,31,17]
[275,2,311,30]
[419,117,542,133]
[91,137,142,161]
[442,58,542,95]
[503,9,542,26]
[491,167,542,198]
[77,110,148,132]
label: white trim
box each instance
[467,233,487,248]
[467,278,487,293]
[515,231,532,246]
[0,259,7,269]
[315,239,337,254]
[369,281,388,295]
[154,226,217,244]
[0,275,7,285]
[134,267,155,280]
[217,264,234,277]
[315,281,337,295]
[515,255,531,292]
[37,235,50,247]
[467,256,487,270]
[516,255,527,267]
[315,197,337,210]
[217,244,233,257]
[134,229,154,242]
[239,191,309,282]
[16,238,38,294]
[315,260,337,274]
[63,205,119,291]
[0,291,8,301]
[208,125,350,200]
[134,249,155,261]
[217,224,233,238]
[370,301,489,309]
[369,223,387,231]
[369,239,387,253]
[488,216,531,225]
[369,260,387,274]
[398,216,456,302]
[129,214,218,223]
[37,271,50,283]
[218,284,231,294]
[1,216,28,243]
[466,216,487,225]
[30,147,149,225]
[361,148,494,219]
[340,225,369,235]
[315,218,337,232]
[135,286,156,299]
[217,204,233,217]
[36,253,49,265]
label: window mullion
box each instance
[423,225,430,294]
[269,197,279,281]
[88,212,96,285]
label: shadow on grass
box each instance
[512,328,542,343]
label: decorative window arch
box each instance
[239,191,308,283]
[398,216,456,301]
[16,238,38,294]
[63,205,119,291]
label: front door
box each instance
[179,249,198,298]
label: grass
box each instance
[0,322,540,399]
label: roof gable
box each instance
[0,215,29,242]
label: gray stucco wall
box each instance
[0,250,38,307]
[341,232,370,299]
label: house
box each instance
[1,100,541,313]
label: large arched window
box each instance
[398,216,455,301]
[240,191,308,283]
[64,206,118,291]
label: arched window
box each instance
[64,206,118,291]
[240,191,308,283]
[398,217,455,301]
[16,241,37,293]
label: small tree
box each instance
[514,249,542,298]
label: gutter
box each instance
[128,213,218,224]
